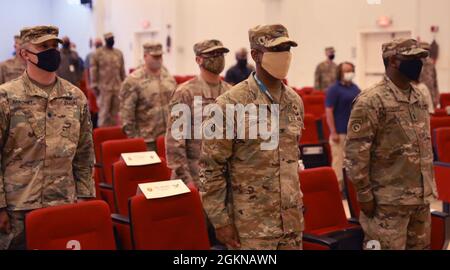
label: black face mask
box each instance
[398,59,423,81]
[27,48,61,72]
[62,42,71,50]
[237,59,247,68]
[106,38,115,48]
[328,54,335,61]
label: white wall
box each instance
[0,0,52,60]
[92,0,450,92]
[0,0,94,62]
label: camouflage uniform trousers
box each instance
[360,204,431,250]
[98,90,120,127]
[233,232,303,251]
[0,211,30,250]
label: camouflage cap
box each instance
[419,41,431,51]
[104,32,114,40]
[194,39,229,56]
[382,38,429,59]
[143,42,163,56]
[249,24,298,49]
[20,25,63,45]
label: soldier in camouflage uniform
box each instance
[200,24,305,250]
[0,35,26,85]
[90,32,126,127]
[0,26,95,250]
[419,42,440,109]
[344,38,438,250]
[314,47,337,91]
[166,40,231,186]
[120,42,177,151]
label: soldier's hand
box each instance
[360,200,376,218]
[331,133,340,143]
[216,224,241,249]
[0,209,11,234]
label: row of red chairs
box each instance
[25,185,209,250]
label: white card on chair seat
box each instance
[138,180,190,199]
[121,151,161,166]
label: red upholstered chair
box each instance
[434,162,450,213]
[441,93,450,109]
[300,114,320,145]
[303,95,326,120]
[100,138,147,212]
[26,201,116,250]
[345,166,450,250]
[174,75,195,85]
[433,109,448,117]
[434,128,450,163]
[300,167,363,250]
[156,135,166,160]
[430,116,450,147]
[320,114,331,141]
[111,158,171,250]
[128,186,210,250]
[93,127,127,201]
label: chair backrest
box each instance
[430,117,450,146]
[93,127,127,162]
[321,114,331,141]
[174,75,195,85]
[303,95,326,120]
[432,109,448,117]
[156,135,166,160]
[434,162,450,204]
[343,170,361,219]
[300,114,320,145]
[113,158,172,216]
[441,93,450,109]
[26,201,116,250]
[299,167,349,233]
[434,128,450,163]
[129,186,210,250]
[101,138,148,185]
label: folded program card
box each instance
[121,151,161,166]
[138,180,190,199]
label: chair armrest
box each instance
[303,233,339,250]
[111,214,130,225]
[99,183,113,190]
[348,218,360,225]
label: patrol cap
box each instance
[20,25,63,45]
[419,41,431,51]
[194,39,229,56]
[143,42,163,56]
[248,24,298,49]
[382,38,429,59]
[104,32,114,40]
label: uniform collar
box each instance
[248,72,289,110]
[384,75,421,104]
[23,72,73,100]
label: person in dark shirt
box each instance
[325,62,360,189]
[57,36,83,87]
[225,48,254,85]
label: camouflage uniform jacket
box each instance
[419,58,439,108]
[0,57,26,85]
[200,75,305,238]
[314,60,337,91]
[0,73,95,211]
[166,76,230,185]
[119,66,177,143]
[90,47,126,92]
[345,76,438,206]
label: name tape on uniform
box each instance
[121,151,161,167]
[138,180,190,200]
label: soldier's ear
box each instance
[250,49,262,64]
[196,56,203,66]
